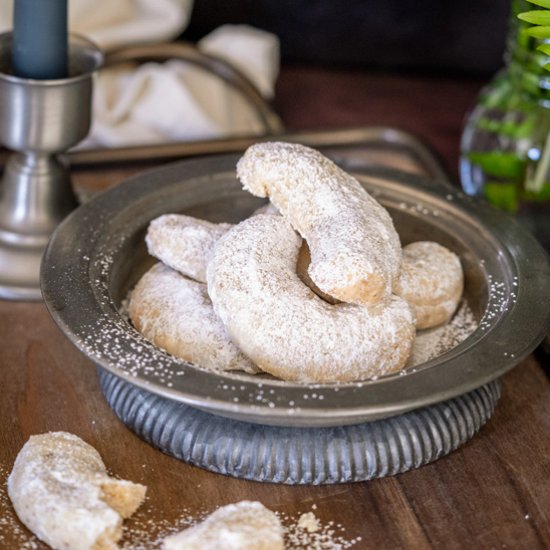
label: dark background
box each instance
[182,0,511,76]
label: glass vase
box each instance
[460,0,550,252]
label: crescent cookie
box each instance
[236,141,402,305]
[128,262,258,374]
[8,431,146,550]
[146,214,232,283]
[395,241,464,329]
[146,206,279,284]
[145,213,336,304]
[207,215,415,383]
[144,215,462,329]
[163,501,284,550]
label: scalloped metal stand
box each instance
[98,368,501,485]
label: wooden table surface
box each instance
[1,65,549,549]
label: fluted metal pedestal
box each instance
[99,368,500,485]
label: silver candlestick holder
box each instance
[0,33,102,300]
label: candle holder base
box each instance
[0,33,103,301]
[0,241,44,300]
[0,152,78,299]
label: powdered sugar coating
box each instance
[251,202,280,216]
[8,432,146,550]
[146,214,232,283]
[407,301,478,366]
[147,209,279,286]
[147,213,336,306]
[162,501,284,550]
[128,263,258,374]
[395,241,464,329]
[236,142,402,305]
[207,215,415,383]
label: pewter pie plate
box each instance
[41,155,550,427]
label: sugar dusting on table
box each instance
[0,464,40,549]
[118,504,362,550]
[282,509,362,549]
[0,465,362,550]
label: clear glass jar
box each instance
[460,0,550,252]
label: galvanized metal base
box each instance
[98,368,501,485]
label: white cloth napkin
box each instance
[0,1,280,147]
[87,25,280,147]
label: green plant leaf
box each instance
[484,182,518,213]
[466,151,525,180]
[524,0,550,9]
[537,43,550,55]
[525,25,550,38]
[518,10,550,24]
[522,184,550,200]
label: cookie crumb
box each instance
[298,512,320,533]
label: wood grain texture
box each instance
[0,302,548,549]
[0,67,549,549]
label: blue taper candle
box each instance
[12,0,68,79]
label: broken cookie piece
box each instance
[162,501,284,550]
[8,431,146,550]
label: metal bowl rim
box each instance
[41,154,550,426]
